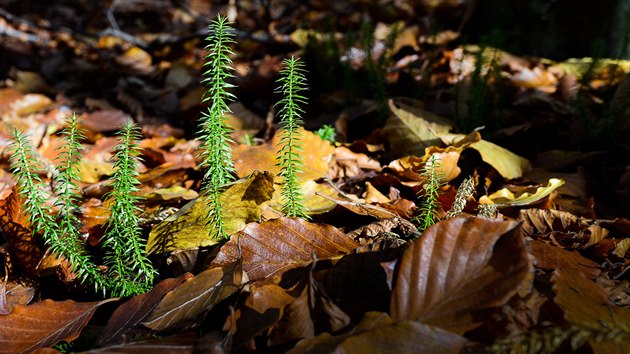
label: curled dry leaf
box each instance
[211,217,360,282]
[519,209,608,249]
[146,170,274,254]
[287,312,470,354]
[228,280,296,347]
[143,261,245,331]
[390,217,532,334]
[0,298,117,353]
[489,178,565,207]
[440,131,529,180]
[97,274,193,347]
[268,267,351,346]
[0,282,36,315]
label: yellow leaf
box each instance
[382,98,454,157]
[488,178,565,206]
[440,131,529,179]
[146,170,274,254]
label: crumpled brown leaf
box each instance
[97,274,193,346]
[268,264,351,345]
[519,209,608,249]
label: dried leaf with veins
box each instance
[390,217,532,334]
[211,217,359,282]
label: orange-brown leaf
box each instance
[211,217,360,281]
[0,298,116,353]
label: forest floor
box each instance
[0,1,629,353]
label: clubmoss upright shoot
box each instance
[198,14,237,239]
[275,56,310,219]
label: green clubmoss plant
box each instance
[198,14,237,239]
[9,119,105,292]
[413,155,445,233]
[53,113,106,289]
[315,124,336,143]
[275,56,309,219]
[101,120,155,297]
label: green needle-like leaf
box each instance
[101,120,155,296]
[275,56,309,219]
[197,14,237,239]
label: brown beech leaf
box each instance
[211,217,360,281]
[268,266,351,345]
[229,280,296,347]
[90,332,197,354]
[324,245,404,321]
[97,274,193,346]
[530,240,600,280]
[287,312,470,354]
[519,209,608,249]
[143,260,245,331]
[0,298,117,353]
[552,269,630,354]
[390,217,532,334]
[80,110,129,133]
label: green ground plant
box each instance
[413,155,444,232]
[9,115,106,293]
[276,56,310,219]
[413,155,445,233]
[197,14,237,239]
[315,124,336,142]
[9,115,155,297]
[101,120,156,297]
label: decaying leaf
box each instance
[390,217,532,334]
[143,261,245,331]
[90,332,198,354]
[211,217,360,281]
[530,240,601,280]
[228,280,296,346]
[97,274,193,346]
[267,265,351,345]
[519,209,608,248]
[287,312,471,354]
[0,298,116,353]
[146,170,274,254]
[552,269,630,354]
